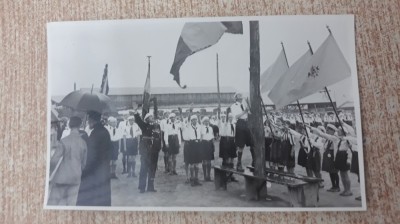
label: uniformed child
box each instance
[106,116,122,179]
[164,113,181,175]
[182,115,202,186]
[200,116,215,181]
[121,116,141,178]
[321,124,340,192]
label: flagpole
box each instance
[74,82,76,91]
[248,20,265,178]
[216,53,221,120]
[281,42,313,146]
[142,56,151,118]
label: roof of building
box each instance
[80,86,237,96]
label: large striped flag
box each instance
[268,34,351,109]
[260,49,289,93]
[100,64,109,95]
[142,58,151,117]
[170,21,243,88]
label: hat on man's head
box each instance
[326,123,338,131]
[144,113,153,121]
[108,116,117,123]
[69,116,82,128]
[234,92,243,99]
[201,116,210,123]
[88,111,102,121]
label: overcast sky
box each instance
[47,15,357,105]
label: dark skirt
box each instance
[201,140,215,161]
[235,119,252,148]
[309,147,321,172]
[298,146,309,168]
[219,136,237,159]
[322,149,337,173]
[350,151,359,174]
[161,132,168,153]
[281,139,295,168]
[167,135,180,155]
[265,137,273,162]
[185,140,202,164]
[270,139,282,163]
[110,141,119,160]
[126,138,138,156]
[334,150,350,172]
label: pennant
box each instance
[142,59,151,117]
[170,21,243,88]
[260,49,289,93]
[269,35,351,108]
[100,64,109,95]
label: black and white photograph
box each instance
[45,15,365,211]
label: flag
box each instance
[142,59,151,117]
[269,34,351,108]
[100,64,109,95]
[170,21,243,88]
[260,49,289,93]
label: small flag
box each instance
[170,21,243,88]
[260,49,289,93]
[269,34,351,108]
[142,59,151,117]
[100,64,109,95]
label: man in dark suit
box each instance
[77,111,112,206]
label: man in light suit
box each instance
[48,116,87,206]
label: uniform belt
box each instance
[189,139,200,142]
[142,136,157,140]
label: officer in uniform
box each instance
[133,111,161,193]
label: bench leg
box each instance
[214,168,227,190]
[244,177,266,201]
[287,183,319,207]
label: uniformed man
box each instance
[121,116,141,178]
[164,113,181,175]
[106,116,121,179]
[230,93,253,172]
[133,111,162,193]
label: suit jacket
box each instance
[50,130,87,185]
[77,123,112,206]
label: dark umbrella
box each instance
[59,90,116,114]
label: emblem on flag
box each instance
[308,65,320,78]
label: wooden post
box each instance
[216,53,221,119]
[248,21,265,177]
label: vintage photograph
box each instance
[45,15,365,211]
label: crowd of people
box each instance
[47,92,360,206]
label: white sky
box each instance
[47,15,357,105]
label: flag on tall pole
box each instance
[142,56,151,117]
[260,47,289,93]
[268,34,351,109]
[170,21,243,88]
[100,64,109,95]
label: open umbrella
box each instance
[51,108,59,122]
[59,90,116,114]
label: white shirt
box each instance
[164,121,182,145]
[121,123,141,138]
[183,124,201,140]
[219,121,235,137]
[230,101,248,121]
[200,125,214,141]
[106,126,122,142]
[160,118,169,132]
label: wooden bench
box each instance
[246,166,324,183]
[214,165,320,207]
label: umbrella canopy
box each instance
[59,90,116,114]
[51,108,59,122]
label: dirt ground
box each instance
[111,141,362,208]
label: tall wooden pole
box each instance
[248,21,265,177]
[216,53,221,119]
